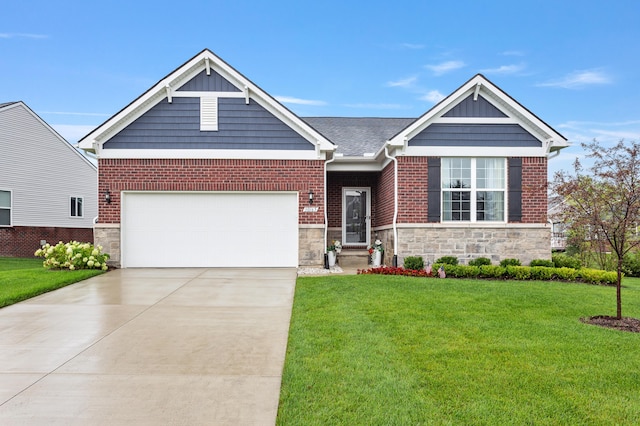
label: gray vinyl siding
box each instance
[104,97,314,150]
[443,95,507,118]
[409,124,541,147]
[177,70,241,92]
[0,104,97,228]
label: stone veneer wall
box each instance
[94,224,121,267]
[396,225,551,266]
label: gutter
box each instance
[324,152,337,268]
[384,145,399,267]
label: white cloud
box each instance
[425,60,465,76]
[51,124,98,144]
[480,63,526,75]
[537,70,612,89]
[400,43,425,50]
[275,96,327,106]
[420,90,445,104]
[386,76,418,88]
[0,33,48,39]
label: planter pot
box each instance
[328,251,337,267]
[373,250,382,267]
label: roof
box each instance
[302,117,415,156]
[0,102,19,110]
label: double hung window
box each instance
[0,190,10,226]
[70,196,83,218]
[442,158,505,222]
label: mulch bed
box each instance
[581,315,640,333]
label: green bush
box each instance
[577,268,618,285]
[552,253,582,269]
[555,267,578,281]
[506,266,531,280]
[436,256,459,265]
[530,266,555,280]
[500,258,521,267]
[468,257,491,267]
[35,241,110,271]
[479,265,507,279]
[403,256,424,271]
[623,252,640,277]
[530,259,554,268]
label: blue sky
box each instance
[2,0,639,177]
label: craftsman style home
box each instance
[0,102,97,257]
[78,49,568,268]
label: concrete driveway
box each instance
[0,268,297,425]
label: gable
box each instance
[104,97,313,150]
[78,49,335,159]
[443,94,507,118]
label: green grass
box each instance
[0,257,104,308]
[277,275,640,425]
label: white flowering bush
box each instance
[35,241,110,271]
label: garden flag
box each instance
[426,264,432,275]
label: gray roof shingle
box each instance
[302,117,415,156]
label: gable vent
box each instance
[200,96,218,131]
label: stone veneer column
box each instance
[94,224,121,268]
[299,225,326,267]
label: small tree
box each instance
[552,140,640,319]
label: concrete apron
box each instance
[0,268,297,425]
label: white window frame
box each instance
[441,158,507,223]
[70,196,84,218]
[0,189,12,227]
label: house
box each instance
[78,49,568,268]
[0,102,97,257]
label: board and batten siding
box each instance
[409,123,542,147]
[103,97,315,150]
[0,103,97,228]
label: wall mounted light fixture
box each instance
[308,189,314,205]
[105,190,112,204]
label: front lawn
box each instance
[0,257,104,308]
[277,275,640,425]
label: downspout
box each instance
[384,145,399,267]
[324,152,336,269]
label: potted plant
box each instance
[368,239,384,267]
[327,240,342,267]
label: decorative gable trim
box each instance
[387,74,568,157]
[79,49,335,157]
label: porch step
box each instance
[338,250,370,269]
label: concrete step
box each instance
[337,250,370,268]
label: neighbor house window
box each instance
[0,190,11,226]
[70,196,83,218]
[442,158,505,222]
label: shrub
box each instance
[555,267,578,281]
[530,266,555,280]
[530,259,554,268]
[577,268,618,286]
[403,256,424,271]
[35,241,109,271]
[623,252,640,277]
[499,258,521,267]
[552,253,582,269]
[506,266,531,280]
[479,265,507,279]
[436,256,459,265]
[468,257,491,267]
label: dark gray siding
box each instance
[177,70,240,92]
[409,124,541,147]
[104,97,314,150]
[443,95,507,118]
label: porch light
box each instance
[308,189,314,205]
[105,190,112,204]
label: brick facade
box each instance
[396,156,430,223]
[521,157,548,223]
[98,158,325,225]
[0,226,94,257]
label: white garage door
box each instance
[121,192,298,268]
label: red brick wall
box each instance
[377,162,395,226]
[98,159,325,224]
[0,226,94,257]
[521,157,548,223]
[397,157,429,223]
[326,172,378,227]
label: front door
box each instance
[342,187,371,247]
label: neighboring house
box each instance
[78,49,568,268]
[548,195,568,251]
[0,102,97,257]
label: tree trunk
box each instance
[617,259,623,319]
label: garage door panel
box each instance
[122,192,298,268]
